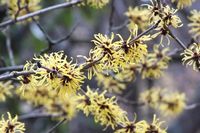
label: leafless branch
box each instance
[46,118,67,133]
[0,65,23,72]
[0,0,82,28]
[5,27,15,66]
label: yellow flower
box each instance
[181,43,200,71]
[46,94,78,120]
[86,0,109,8]
[0,112,25,133]
[140,87,163,108]
[159,92,186,116]
[78,51,103,80]
[144,115,167,133]
[2,0,41,19]
[138,45,170,79]
[95,73,126,94]
[115,116,149,133]
[147,1,182,29]
[91,33,124,73]
[171,0,195,9]
[17,84,78,120]
[77,86,127,129]
[125,7,149,31]
[188,10,200,39]
[140,87,186,116]
[66,0,109,8]
[118,26,149,64]
[0,81,13,102]
[23,51,85,95]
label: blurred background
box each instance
[0,0,200,132]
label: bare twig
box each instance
[0,71,34,81]
[0,65,23,72]
[107,0,115,34]
[46,118,67,133]
[0,0,82,28]
[167,27,187,49]
[5,27,15,66]
[41,22,80,53]
[185,103,200,110]
[19,112,62,120]
[111,20,130,31]
[128,20,160,45]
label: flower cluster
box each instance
[0,112,25,133]
[115,115,167,133]
[147,1,182,29]
[181,43,200,71]
[137,45,170,79]
[188,10,200,40]
[95,73,126,94]
[19,51,85,95]
[171,0,195,9]
[125,7,149,31]
[147,0,182,44]
[2,0,41,18]
[17,84,78,120]
[66,0,110,8]
[140,87,186,116]
[0,81,13,102]
[77,86,127,129]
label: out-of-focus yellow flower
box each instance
[0,112,25,133]
[17,84,78,120]
[46,94,78,120]
[0,81,13,102]
[21,51,85,95]
[188,10,200,39]
[140,87,163,108]
[138,45,170,79]
[86,0,109,8]
[181,43,200,71]
[159,92,186,116]
[77,86,127,129]
[140,87,186,116]
[2,0,41,18]
[171,0,195,9]
[125,7,149,31]
[66,0,109,8]
[95,73,126,94]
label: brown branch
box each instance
[0,0,82,28]
[128,20,161,45]
[0,71,34,81]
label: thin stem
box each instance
[107,0,115,34]
[5,27,15,66]
[0,65,23,72]
[0,0,82,28]
[111,20,130,31]
[0,71,34,81]
[167,27,187,49]
[128,20,160,45]
[46,118,67,133]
